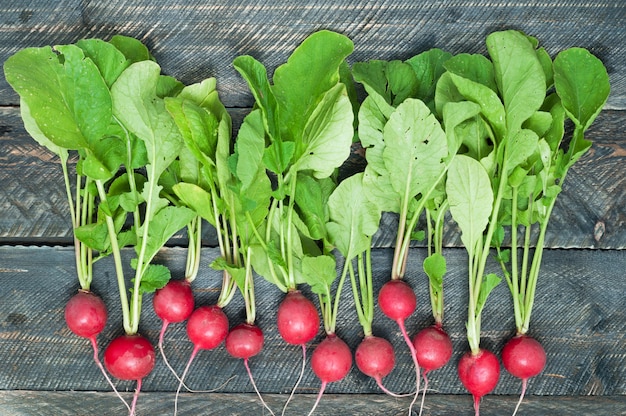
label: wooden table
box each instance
[1,1,625,415]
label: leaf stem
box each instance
[95,179,131,334]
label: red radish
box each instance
[502,334,546,416]
[152,280,195,388]
[307,334,352,416]
[277,290,320,345]
[225,323,264,359]
[378,279,417,321]
[104,334,156,416]
[355,336,406,397]
[65,290,108,338]
[276,290,320,415]
[378,279,421,412]
[457,348,500,416]
[175,305,229,415]
[414,324,453,373]
[414,324,453,416]
[65,290,130,412]
[226,323,274,415]
[153,280,195,325]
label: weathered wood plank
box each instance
[1,0,624,109]
[2,106,625,249]
[2,391,626,416]
[1,246,624,396]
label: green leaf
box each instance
[442,100,482,157]
[211,257,247,294]
[263,141,295,175]
[523,111,553,138]
[140,205,196,264]
[553,48,610,131]
[444,53,498,93]
[233,55,280,141]
[423,252,446,292]
[4,45,112,150]
[383,98,447,200]
[386,60,419,106]
[76,38,129,87]
[172,182,216,224]
[357,94,394,176]
[292,83,354,178]
[326,172,381,259]
[234,109,266,190]
[448,72,506,140]
[137,264,171,294]
[272,30,354,142]
[111,60,183,178]
[19,99,67,159]
[486,30,546,134]
[434,72,464,116]
[301,254,337,299]
[74,222,110,252]
[109,35,153,64]
[446,155,494,251]
[294,173,332,241]
[506,129,539,171]
[352,60,393,104]
[476,273,502,316]
[405,48,453,110]
[165,96,219,171]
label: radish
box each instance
[225,323,274,414]
[457,348,500,416]
[307,334,352,416]
[474,33,608,416]
[65,290,130,412]
[104,334,156,416]
[413,324,453,374]
[277,289,321,415]
[65,290,108,340]
[378,278,422,411]
[501,334,546,415]
[416,201,453,415]
[355,335,403,396]
[153,279,195,387]
[174,304,229,415]
[277,290,320,345]
[446,155,502,415]
[232,30,354,416]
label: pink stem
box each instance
[376,377,414,398]
[244,358,275,415]
[306,381,327,416]
[418,371,429,416]
[512,378,528,416]
[281,343,307,416]
[397,319,421,415]
[130,378,142,416]
[175,345,200,416]
[473,395,480,416]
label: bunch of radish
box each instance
[440,30,610,415]
[4,28,610,416]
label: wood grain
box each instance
[2,107,624,249]
[1,391,626,416]
[1,0,624,109]
[1,246,624,396]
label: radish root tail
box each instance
[306,381,327,416]
[397,319,421,416]
[244,358,276,416]
[511,378,528,416]
[281,343,307,416]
